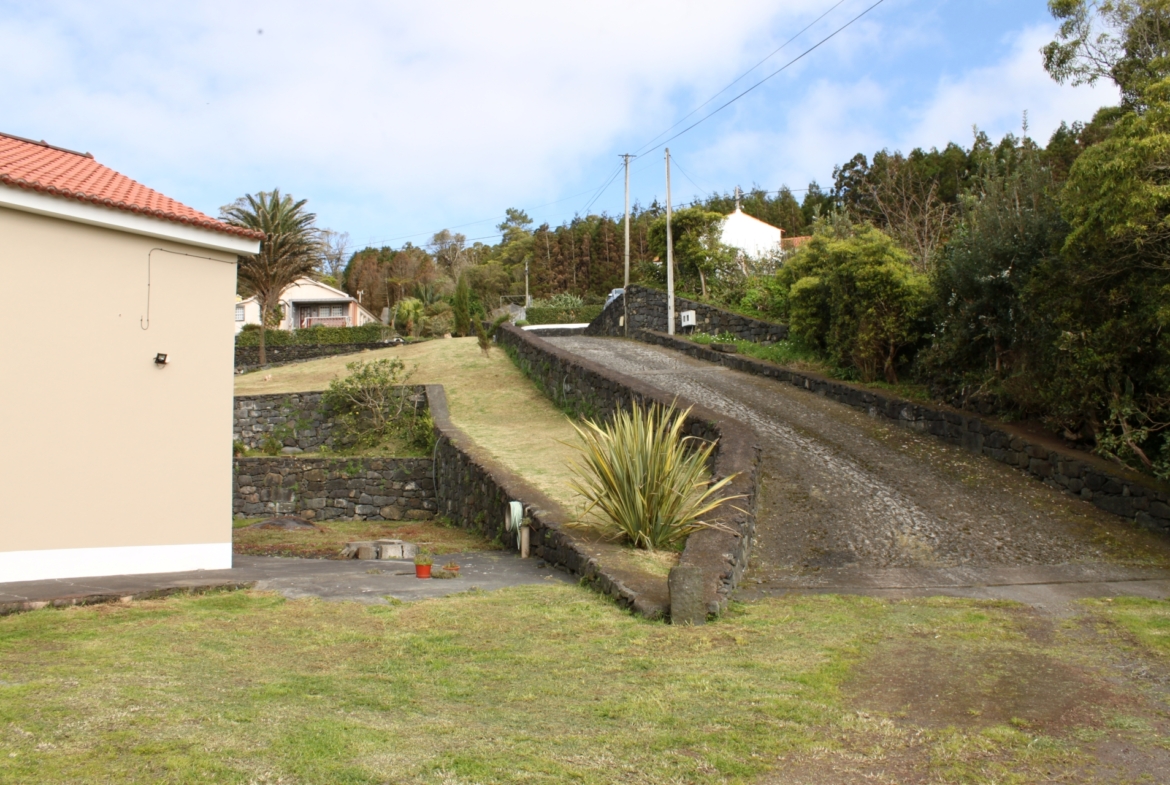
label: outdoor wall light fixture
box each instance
[154,353,168,366]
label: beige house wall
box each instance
[0,205,239,580]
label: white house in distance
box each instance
[0,131,262,582]
[719,189,784,263]
[235,277,380,334]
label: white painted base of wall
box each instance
[0,543,232,584]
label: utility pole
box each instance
[525,260,530,307]
[622,153,632,337]
[665,148,675,336]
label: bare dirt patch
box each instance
[232,518,497,559]
[844,641,1119,731]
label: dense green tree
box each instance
[647,207,738,299]
[1044,0,1170,107]
[920,146,1068,398]
[1028,77,1170,472]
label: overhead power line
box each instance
[634,0,850,156]
[579,162,626,215]
[637,0,887,156]
[360,0,884,250]
[668,154,708,195]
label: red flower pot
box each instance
[415,564,432,579]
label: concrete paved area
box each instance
[0,552,572,613]
[550,336,1170,611]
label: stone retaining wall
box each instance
[426,384,675,618]
[233,387,427,453]
[496,324,760,617]
[233,392,333,452]
[586,285,789,343]
[637,329,1170,536]
[235,342,392,372]
[233,456,436,521]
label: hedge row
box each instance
[235,323,391,347]
[524,305,604,325]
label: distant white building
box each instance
[235,277,380,334]
[720,206,783,259]
[719,189,783,262]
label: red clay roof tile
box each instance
[0,132,263,241]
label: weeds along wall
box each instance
[233,457,435,521]
[586,285,789,343]
[494,325,760,616]
[639,330,1170,536]
[233,387,428,453]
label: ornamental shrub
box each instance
[567,401,739,551]
[321,358,419,448]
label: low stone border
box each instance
[496,324,760,618]
[587,285,789,343]
[635,329,1170,536]
[233,457,436,521]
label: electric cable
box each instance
[637,0,886,156]
[579,162,627,215]
[633,0,850,156]
[354,2,879,250]
[669,154,709,196]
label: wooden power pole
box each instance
[622,153,632,337]
[665,148,675,336]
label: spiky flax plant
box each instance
[567,401,739,550]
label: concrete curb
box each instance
[0,582,255,617]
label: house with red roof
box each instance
[0,131,261,582]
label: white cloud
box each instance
[904,24,1117,150]
[670,20,1120,207]
[1,0,831,241]
[1,4,1120,242]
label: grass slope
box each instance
[234,338,582,509]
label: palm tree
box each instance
[223,190,320,365]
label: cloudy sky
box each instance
[2,0,1117,249]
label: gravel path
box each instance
[548,337,1170,598]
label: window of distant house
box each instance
[235,305,245,321]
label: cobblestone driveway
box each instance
[549,337,1170,600]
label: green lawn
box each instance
[2,588,1168,783]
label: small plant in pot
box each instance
[414,551,433,579]
[442,561,460,576]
